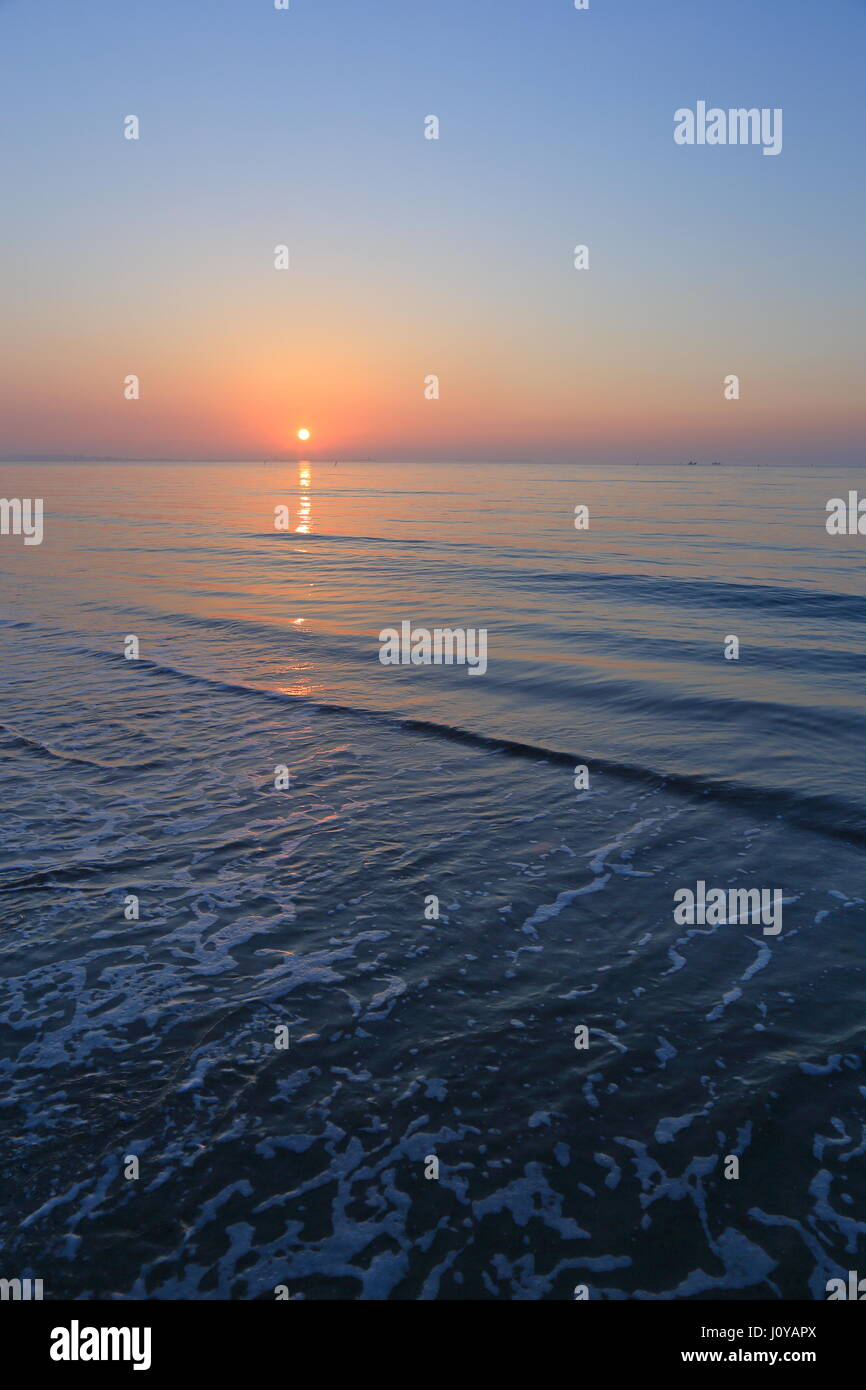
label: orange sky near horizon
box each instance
[2,0,865,465]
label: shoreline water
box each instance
[1,461,865,1298]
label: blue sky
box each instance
[1,0,864,461]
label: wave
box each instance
[29,603,866,693]
[52,544,866,621]
[0,723,168,772]
[57,647,864,848]
[4,613,865,845]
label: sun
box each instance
[297,427,311,441]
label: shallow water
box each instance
[1,460,865,1298]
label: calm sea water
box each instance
[1,460,865,1299]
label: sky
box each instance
[1,0,864,464]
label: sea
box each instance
[1,459,864,1299]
